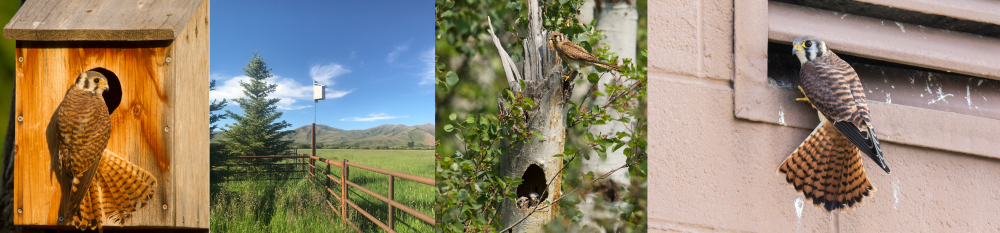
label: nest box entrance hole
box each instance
[517,164,548,205]
[89,68,122,115]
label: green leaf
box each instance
[523,97,535,107]
[449,113,457,121]
[587,73,600,84]
[444,124,454,132]
[446,71,459,86]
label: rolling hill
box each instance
[211,123,434,148]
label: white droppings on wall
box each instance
[893,177,901,210]
[885,93,891,104]
[929,86,954,105]
[895,22,905,32]
[966,85,972,109]
[778,105,786,126]
[795,197,804,218]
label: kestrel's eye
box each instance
[804,41,813,47]
[93,78,101,83]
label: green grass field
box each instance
[211,149,434,233]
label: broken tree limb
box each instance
[496,0,573,232]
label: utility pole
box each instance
[312,81,327,157]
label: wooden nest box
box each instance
[4,0,209,229]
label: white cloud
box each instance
[350,51,357,59]
[419,48,434,85]
[387,42,410,63]
[210,72,351,111]
[310,63,350,84]
[340,113,409,122]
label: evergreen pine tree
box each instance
[218,52,293,157]
[209,79,228,139]
[209,79,229,194]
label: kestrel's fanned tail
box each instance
[69,150,157,230]
[777,117,875,212]
[99,150,157,225]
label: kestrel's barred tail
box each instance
[69,150,157,230]
[777,116,875,212]
[591,60,621,73]
[99,150,157,225]
[71,177,104,231]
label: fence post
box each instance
[326,162,331,202]
[388,175,394,230]
[342,159,349,222]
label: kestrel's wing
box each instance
[556,41,620,72]
[56,89,111,221]
[799,53,881,161]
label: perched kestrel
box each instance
[57,71,113,220]
[777,36,891,212]
[548,31,620,79]
[56,71,157,230]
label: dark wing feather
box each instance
[834,121,877,157]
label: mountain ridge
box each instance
[211,123,434,148]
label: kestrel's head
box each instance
[74,71,110,96]
[791,36,829,64]
[549,31,567,44]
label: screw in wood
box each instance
[164,126,169,132]
[17,115,22,122]
[162,204,168,210]
[59,217,63,222]
[166,57,172,63]
[17,57,23,62]
[17,208,21,214]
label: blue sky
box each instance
[210,0,433,130]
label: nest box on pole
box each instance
[4,0,210,229]
[313,81,326,102]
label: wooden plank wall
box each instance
[169,0,210,228]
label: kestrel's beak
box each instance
[102,82,110,91]
[792,45,803,55]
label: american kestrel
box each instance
[56,71,156,230]
[528,192,540,207]
[516,196,529,209]
[777,36,890,212]
[549,31,620,79]
[57,71,112,219]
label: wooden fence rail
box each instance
[225,152,434,232]
[304,155,435,233]
[219,155,308,181]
